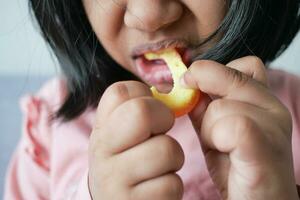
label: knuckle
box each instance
[274,104,293,137]
[127,98,152,130]
[142,20,158,32]
[128,80,152,95]
[161,174,184,199]
[207,99,226,115]
[245,56,268,86]
[235,116,254,134]
[159,136,184,169]
[128,98,151,120]
[280,105,292,123]
[282,108,293,133]
[247,56,264,68]
[106,82,130,101]
[227,67,249,88]
[234,116,256,142]
[160,136,177,157]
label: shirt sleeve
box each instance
[69,170,93,200]
[268,69,300,185]
[4,87,92,199]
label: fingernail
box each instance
[180,71,197,89]
[179,75,188,88]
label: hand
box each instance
[88,81,184,200]
[181,56,299,199]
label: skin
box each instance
[83,0,299,199]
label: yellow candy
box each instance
[145,48,201,117]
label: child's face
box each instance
[83,0,227,90]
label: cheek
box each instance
[186,0,227,36]
[82,0,131,69]
[83,0,125,41]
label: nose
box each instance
[124,0,183,32]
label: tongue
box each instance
[135,56,173,87]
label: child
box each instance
[4,0,300,199]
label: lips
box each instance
[132,39,191,92]
[132,39,189,58]
[134,50,190,93]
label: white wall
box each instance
[0,0,58,76]
[0,0,299,76]
[272,32,300,75]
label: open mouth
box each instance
[135,54,173,93]
[134,48,189,93]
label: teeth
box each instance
[152,59,166,65]
[145,59,166,65]
[143,55,166,65]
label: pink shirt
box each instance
[4,69,300,200]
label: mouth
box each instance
[132,39,191,93]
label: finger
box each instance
[181,60,277,110]
[95,81,152,127]
[199,99,290,155]
[116,135,184,184]
[188,93,212,132]
[188,56,268,129]
[205,115,297,198]
[132,173,183,200]
[92,97,175,155]
[201,99,275,133]
[199,100,277,154]
[226,56,268,87]
[202,114,268,162]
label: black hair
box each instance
[29,0,300,121]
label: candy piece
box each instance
[145,49,201,117]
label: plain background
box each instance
[1,0,300,198]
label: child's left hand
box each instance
[181,56,299,199]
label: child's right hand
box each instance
[88,81,184,200]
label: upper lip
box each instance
[131,38,189,59]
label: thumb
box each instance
[188,93,211,133]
